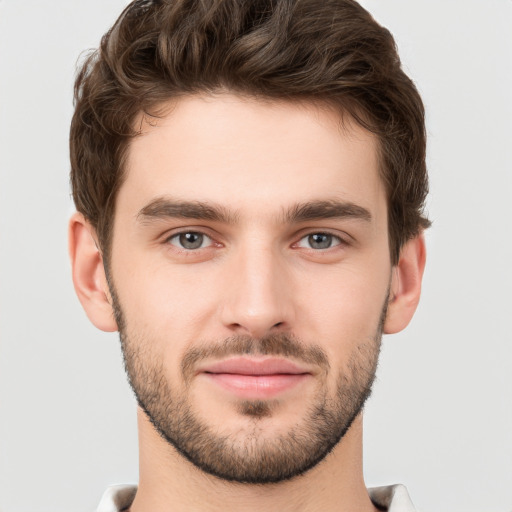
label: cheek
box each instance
[293,260,390,359]
[113,256,222,349]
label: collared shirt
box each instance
[96,483,418,511]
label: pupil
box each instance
[309,233,331,249]
[180,232,203,249]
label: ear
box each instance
[68,212,118,332]
[384,234,426,334]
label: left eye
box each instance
[296,233,342,250]
[168,232,212,250]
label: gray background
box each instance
[0,1,511,511]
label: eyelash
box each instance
[294,232,345,250]
[165,230,348,252]
[166,231,216,251]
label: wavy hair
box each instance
[70,0,430,264]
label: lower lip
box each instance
[203,373,310,399]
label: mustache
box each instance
[181,333,330,382]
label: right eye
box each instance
[167,232,213,250]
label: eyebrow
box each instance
[137,198,238,224]
[136,197,371,225]
[283,200,372,223]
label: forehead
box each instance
[120,93,385,222]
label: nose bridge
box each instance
[221,234,293,337]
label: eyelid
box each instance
[168,231,213,249]
[160,225,217,241]
[162,226,223,250]
[292,229,351,247]
[296,233,341,249]
[158,226,351,253]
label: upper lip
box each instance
[199,357,310,376]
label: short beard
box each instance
[110,285,385,484]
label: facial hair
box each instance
[111,286,385,484]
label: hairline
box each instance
[98,90,395,270]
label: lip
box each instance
[201,357,309,376]
[198,357,311,399]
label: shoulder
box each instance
[368,484,418,512]
[96,484,137,512]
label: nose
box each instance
[220,241,295,339]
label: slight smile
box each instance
[199,357,312,399]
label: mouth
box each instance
[198,357,312,399]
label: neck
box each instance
[129,408,378,512]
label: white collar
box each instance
[97,483,417,512]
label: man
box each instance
[68,0,430,510]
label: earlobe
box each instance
[68,212,118,332]
[383,234,426,334]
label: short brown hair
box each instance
[70,0,430,265]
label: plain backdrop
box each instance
[0,1,511,511]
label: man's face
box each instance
[108,94,392,483]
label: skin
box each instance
[69,94,426,512]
